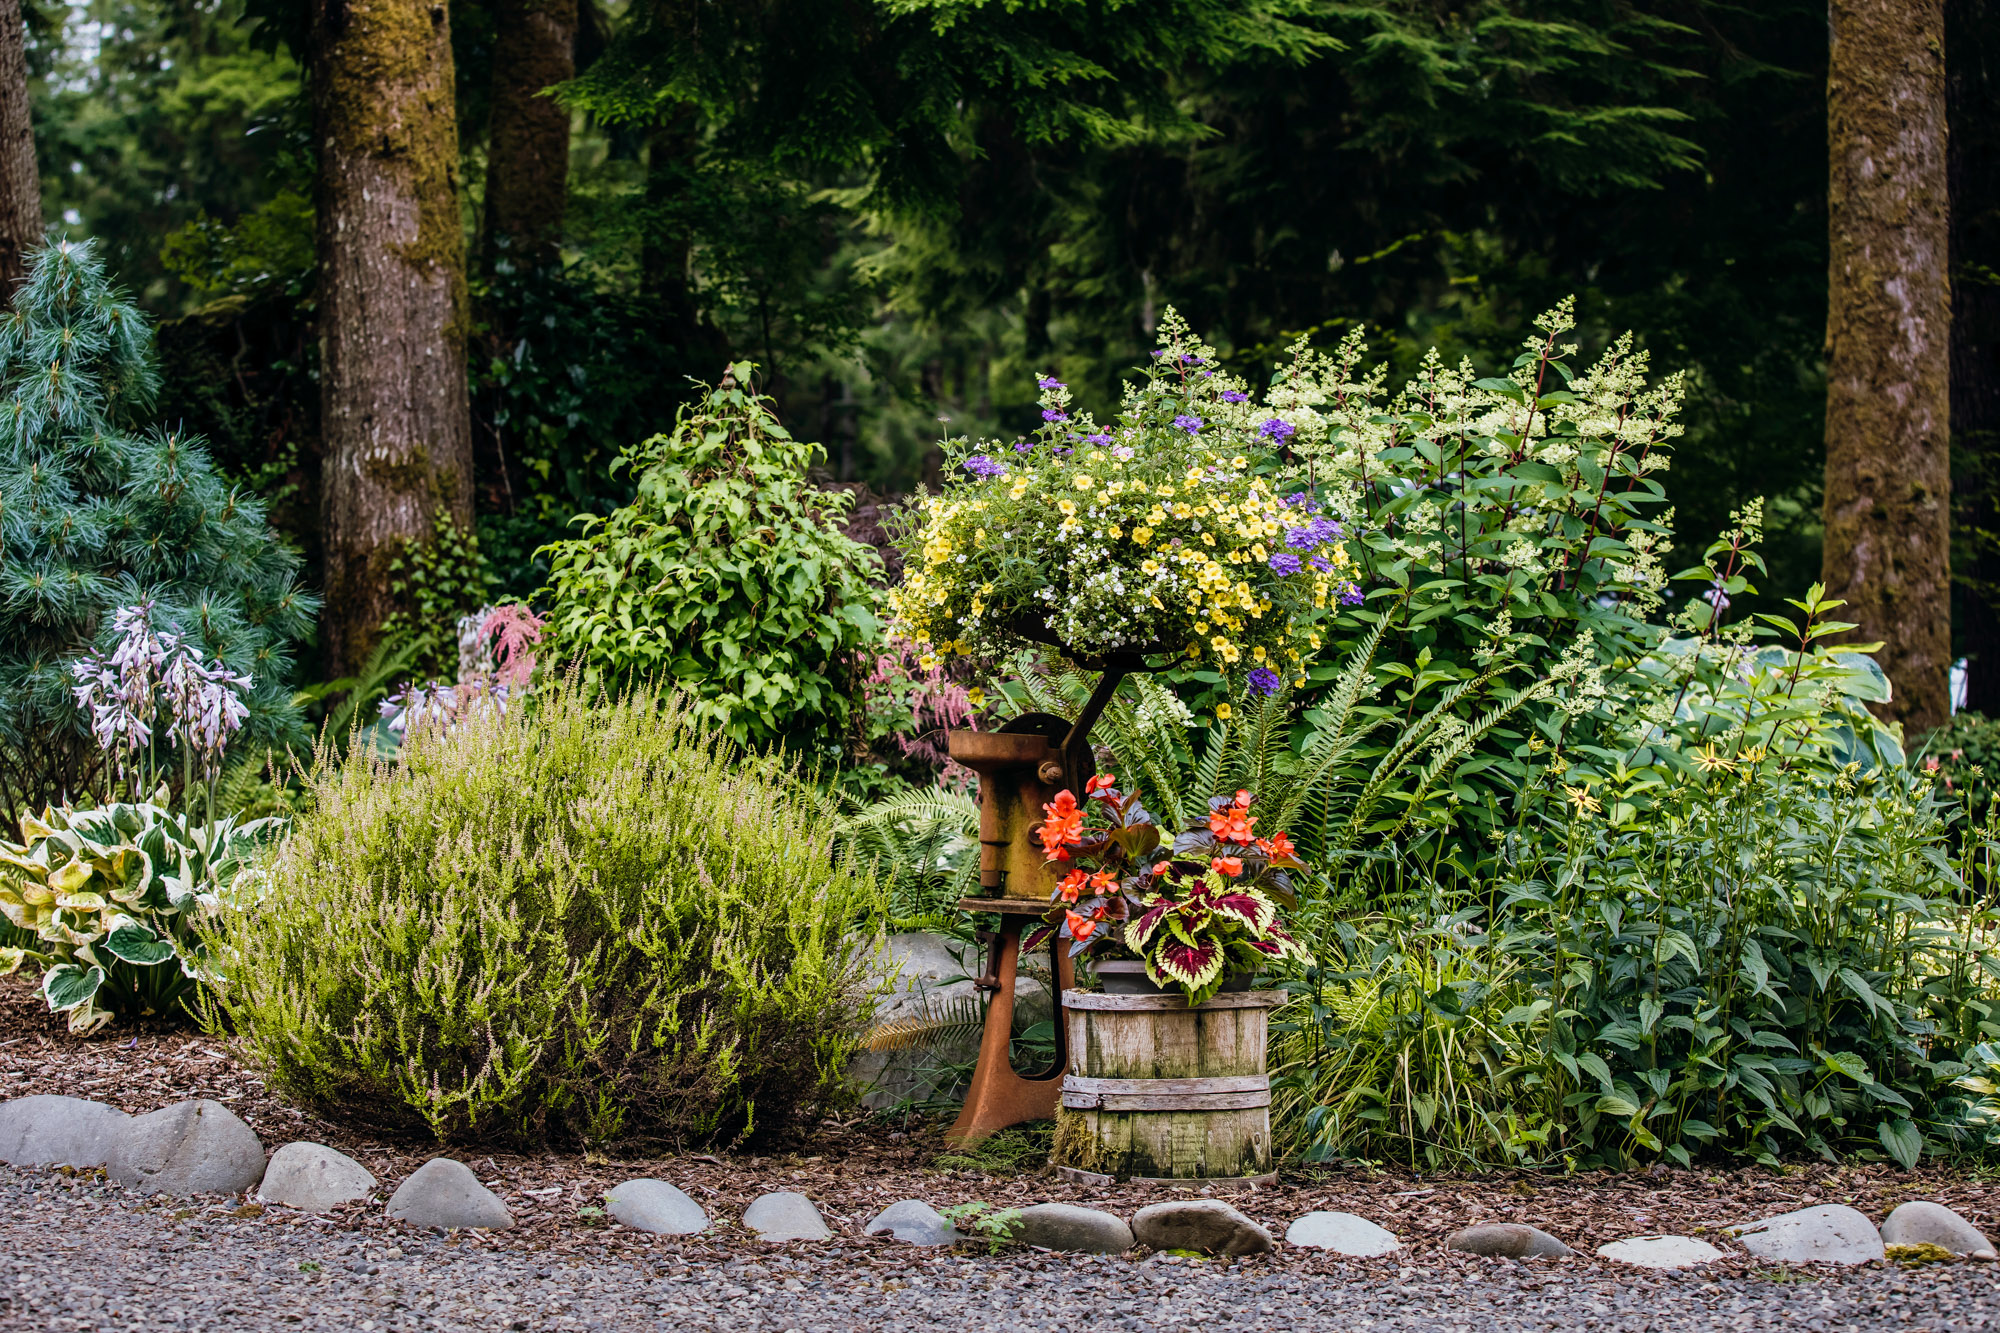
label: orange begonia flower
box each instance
[1210,856,1244,878]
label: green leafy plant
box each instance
[201,676,885,1147]
[539,364,884,749]
[939,1200,1027,1253]
[0,238,316,820]
[0,801,277,1033]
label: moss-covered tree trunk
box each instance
[483,0,575,271]
[310,0,474,674]
[1951,0,2000,711]
[1821,0,1953,731]
[0,0,40,295]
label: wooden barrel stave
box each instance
[1055,989,1282,1182]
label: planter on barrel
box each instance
[1052,986,1283,1185]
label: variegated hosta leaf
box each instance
[48,859,96,894]
[55,890,109,912]
[103,915,178,967]
[0,945,50,975]
[43,962,104,1012]
[65,999,113,1037]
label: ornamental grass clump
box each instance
[202,678,884,1147]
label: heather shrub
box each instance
[201,678,884,1147]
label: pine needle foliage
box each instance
[200,677,885,1148]
[0,239,316,818]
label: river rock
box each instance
[1596,1235,1726,1269]
[106,1099,264,1196]
[385,1158,513,1229]
[256,1142,375,1211]
[1730,1204,1883,1265]
[864,1199,960,1247]
[1285,1211,1401,1256]
[1880,1202,1996,1259]
[1010,1202,1133,1254]
[1132,1200,1273,1256]
[1445,1223,1575,1259]
[605,1179,708,1235]
[743,1191,832,1242]
[0,1095,130,1167]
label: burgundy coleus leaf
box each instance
[1125,899,1172,951]
[1152,935,1224,991]
[1207,890,1276,934]
[1022,924,1055,953]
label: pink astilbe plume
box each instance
[481,603,545,689]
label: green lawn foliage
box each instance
[201,678,884,1148]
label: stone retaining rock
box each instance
[1285,1211,1401,1256]
[1595,1236,1725,1269]
[605,1179,708,1235]
[1132,1200,1273,1256]
[1010,1202,1133,1254]
[743,1191,832,1242]
[0,1095,130,1168]
[256,1142,375,1212]
[864,1199,960,1247]
[385,1159,513,1230]
[1445,1223,1575,1259]
[106,1099,264,1197]
[1880,1202,1995,1260]
[1730,1204,1883,1265]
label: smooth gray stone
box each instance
[106,1099,264,1196]
[385,1158,513,1230]
[1880,1201,1996,1258]
[1132,1199,1273,1256]
[1285,1210,1401,1256]
[1010,1202,1133,1254]
[1445,1223,1576,1259]
[864,1199,960,1247]
[256,1142,375,1211]
[1596,1235,1726,1269]
[605,1179,708,1235]
[1730,1204,1884,1265]
[0,1095,130,1167]
[743,1191,832,1242]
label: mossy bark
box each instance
[0,0,40,295]
[1821,0,1952,731]
[1949,0,2000,709]
[483,0,575,272]
[311,0,474,674]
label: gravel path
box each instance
[2,1163,1995,1333]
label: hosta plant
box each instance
[1028,776,1309,1004]
[0,801,276,1033]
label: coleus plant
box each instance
[1025,776,1310,1004]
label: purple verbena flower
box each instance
[1014,439,1034,454]
[1084,432,1112,447]
[1041,408,1068,423]
[1220,390,1248,403]
[1267,551,1302,576]
[1246,667,1282,697]
[1308,554,1333,572]
[1259,418,1296,444]
[1173,414,1202,434]
[1037,376,1065,390]
[1285,517,1345,550]
[1338,582,1365,606]
[961,454,1008,479]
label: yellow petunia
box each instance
[1132,526,1153,545]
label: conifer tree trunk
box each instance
[1821,0,1952,731]
[310,0,474,675]
[484,0,575,271]
[1951,0,2000,711]
[0,0,40,295]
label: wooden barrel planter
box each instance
[1052,988,1283,1185]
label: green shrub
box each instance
[538,364,883,750]
[0,239,316,819]
[1916,709,2000,820]
[202,678,885,1147]
[1276,757,2000,1171]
